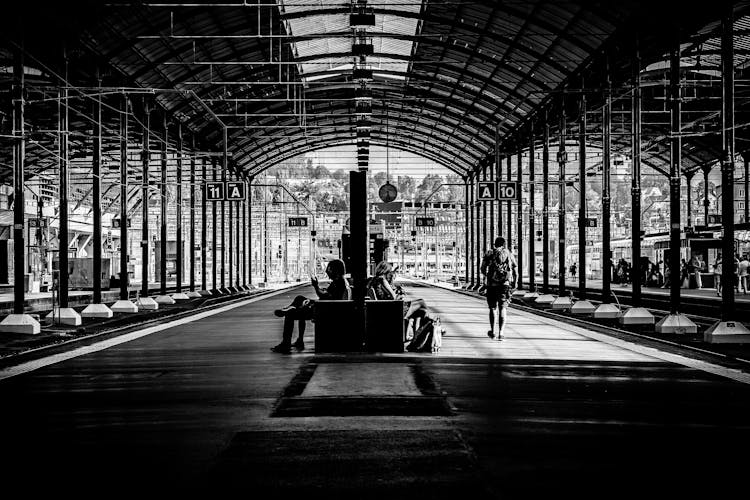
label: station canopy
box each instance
[2,0,750,183]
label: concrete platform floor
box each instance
[1,283,749,498]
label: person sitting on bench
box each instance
[367,261,401,300]
[271,258,350,354]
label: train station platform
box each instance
[1,281,748,498]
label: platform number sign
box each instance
[580,218,597,228]
[477,181,496,201]
[226,181,246,201]
[288,217,308,227]
[416,217,435,227]
[497,181,519,200]
[205,182,225,201]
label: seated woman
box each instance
[271,258,350,354]
[367,261,400,300]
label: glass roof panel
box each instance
[280,0,422,83]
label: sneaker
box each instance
[487,330,496,340]
[292,340,305,351]
[497,334,504,341]
[270,343,291,354]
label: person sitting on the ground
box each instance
[271,259,350,354]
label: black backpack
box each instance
[488,249,510,286]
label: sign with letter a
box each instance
[477,181,496,201]
[226,181,246,201]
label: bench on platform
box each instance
[313,300,404,353]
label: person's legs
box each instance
[488,306,497,338]
[497,303,509,339]
[293,319,306,349]
[272,316,296,353]
[486,287,498,338]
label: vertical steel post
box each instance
[141,101,150,297]
[201,157,207,292]
[603,72,613,304]
[685,172,694,229]
[668,46,682,314]
[12,51,25,314]
[464,180,469,286]
[506,154,512,246]
[212,158,218,291]
[236,176,241,287]
[517,144,524,289]
[59,67,70,308]
[578,92,587,299]
[119,96,129,300]
[632,51,643,307]
[228,172,233,288]
[542,113,550,293]
[249,177,253,286]
[176,123,183,293]
[702,165,711,225]
[469,174,475,287]
[350,171,367,335]
[558,110,567,295]
[243,179,247,286]
[160,116,168,295]
[744,153,749,224]
[481,165,487,265]
[476,172,482,282]
[92,78,103,304]
[221,135,227,289]
[189,139,196,292]
[721,7,736,318]
[529,126,536,292]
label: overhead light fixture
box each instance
[350,13,375,27]
[356,101,372,115]
[352,67,373,81]
[355,87,372,100]
[352,43,374,57]
[357,129,370,139]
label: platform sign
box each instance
[205,182,224,201]
[226,181,246,201]
[112,218,132,228]
[477,181,496,201]
[416,217,435,227]
[497,181,519,200]
[289,217,308,227]
[28,218,48,228]
[579,217,597,228]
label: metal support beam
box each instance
[632,54,643,307]
[243,180,247,286]
[201,157,208,292]
[59,75,70,308]
[91,82,103,304]
[236,182,241,287]
[542,113,550,293]
[481,165,487,272]
[506,154,512,247]
[721,8,736,319]
[603,75,613,304]
[160,116,168,295]
[212,158,218,291]
[685,172,694,229]
[249,177,253,286]
[517,144,524,290]
[702,165,711,225]
[189,140,196,292]
[221,132,227,289]
[120,96,129,300]
[141,101,150,297]
[558,111,567,296]
[228,172,233,288]
[578,93,587,299]
[176,123,183,293]
[668,46,682,314]
[12,50,25,314]
[469,174,475,287]
[350,170,367,335]
[528,127,536,292]
[464,180,469,287]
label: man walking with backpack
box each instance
[481,236,518,340]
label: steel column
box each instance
[744,154,750,224]
[632,54,643,307]
[92,81,103,304]
[350,171,367,334]
[201,157,208,292]
[228,172,233,288]
[189,140,196,292]
[506,155,512,246]
[668,46,682,314]
[517,144,524,290]
[243,180,247,286]
[176,124,183,293]
[721,8,736,319]
[212,158,218,291]
[481,165,487,265]
[59,74,70,308]
[236,177,241,287]
[12,51,25,314]
[702,165,711,225]
[542,114,550,293]
[469,174,475,287]
[603,76,613,304]
[558,112,567,295]
[464,180,469,286]
[119,96,129,300]
[578,93,587,299]
[141,102,150,297]
[221,140,227,290]
[249,178,253,286]
[160,116,168,295]
[528,128,536,292]
[685,172,694,229]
